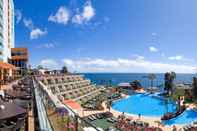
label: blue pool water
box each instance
[112,94,177,117]
[163,109,197,125]
[112,94,197,125]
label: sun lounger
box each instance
[91,115,97,120]
[96,114,102,119]
[107,118,114,123]
[111,117,118,122]
[183,126,189,131]
[89,115,96,121]
[88,116,94,121]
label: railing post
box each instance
[75,115,78,131]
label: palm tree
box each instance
[37,65,44,70]
[106,100,112,111]
[148,73,156,87]
[164,72,176,95]
[62,66,68,74]
[192,77,197,100]
[130,80,142,90]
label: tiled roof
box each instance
[0,61,16,69]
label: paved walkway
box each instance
[28,110,35,131]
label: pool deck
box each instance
[110,93,188,131]
[78,93,186,131]
[110,105,182,131]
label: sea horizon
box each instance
[82,73,197,88]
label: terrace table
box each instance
[5,90,29,99]
[0,102,26,121]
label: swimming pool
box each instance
[163,109,197,125]
[112,93,197,125]
[112,93,176,117]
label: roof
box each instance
[0,61,16,70]
[63,100,81,110]
[118,82,131,87]
[11,48,28,51]
[175,84,192,90]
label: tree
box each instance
[37,65,44,70]
[148,73,156,87]
[192,77,197,100]
[62,66,68,74]
[130,80,142,90]
[106,100,112,111]
[164,72,176,95]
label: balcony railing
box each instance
[33,77,99,131]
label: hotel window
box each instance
[50,87,55,94]
[47,79,52,84]
[58,85,64,92]
[55,79,58,84]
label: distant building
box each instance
[118,82,132,89]
[9,48,28,76]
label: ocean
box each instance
[83,73,197,88]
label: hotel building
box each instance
[0,0,14,62]
[0,0,15,82]
[9,48,29,76]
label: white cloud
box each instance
[15,9,22,24]
[30,28,47,40]
[23,18,34,30]
[23,16,47,40]
[40,59,58,69]
[72,1,95,24]
[49,1,96,26]
[37,43,55,49]
[149,46,158,52]
[48,6,70,25]
[82,1,95,21]
[72,14,83,24]
[62,58,196,73]
[168,55,183,60]
[133,54,145,60]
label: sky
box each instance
[14,0,197,73]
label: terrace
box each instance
[0,76,34,131]
[33,75,100,131]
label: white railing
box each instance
[33,79,53,131]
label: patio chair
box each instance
[89,115,96,120]
[13,116,26,130]
[96,114,102,119]
[88,116,94,121]
[1,122,16,131]
[107,118,114,123]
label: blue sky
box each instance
[14,0,197,73]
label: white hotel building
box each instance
[0,0,15,63]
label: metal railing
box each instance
[33,79,54,131]
[33,76,99,131]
